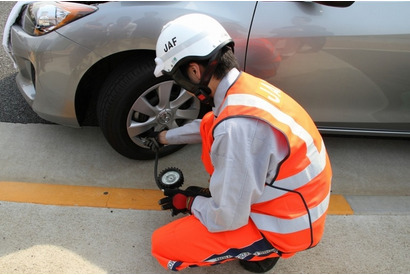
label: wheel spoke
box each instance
[127,118,156,137]
[132,96,157,117]
[157,81,173,109]
[168,119,180,129]
[170,89,194,109]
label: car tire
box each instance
[97,55,201,160]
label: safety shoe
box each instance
[239,257,279,273]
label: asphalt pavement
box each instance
[0,122,410,273]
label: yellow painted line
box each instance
[0,181,353,214]
[0,181,163,210]
[328,194,354,215]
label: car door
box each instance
[245,1,410,135]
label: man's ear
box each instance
[188,62,202,82]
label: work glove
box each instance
[159,186,211,216]
[141,130,163,152]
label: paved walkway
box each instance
[0,122,409,273]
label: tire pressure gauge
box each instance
[156,167,184,190]
[147,139,184,190]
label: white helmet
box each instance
[154,13,233,78]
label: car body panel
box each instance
[8,1,256,127]
[10,26,99,125]
[58,1,256,63]
[246,1,410,134]
[4,1,410,135]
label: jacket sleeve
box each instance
[165,119,202,144]
[191,117,288,232]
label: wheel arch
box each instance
[74,49,156,126]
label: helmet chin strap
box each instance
[192,50,222,107]
[193,86,214,107]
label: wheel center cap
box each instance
[157,109,173,125]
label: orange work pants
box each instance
[151,215,280,271]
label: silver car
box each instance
[4,1,410,159]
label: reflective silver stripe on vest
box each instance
[221,93,328,203]
[258,141,327,203]
[250,192,330,234]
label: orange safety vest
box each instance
[200,72,332,256]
